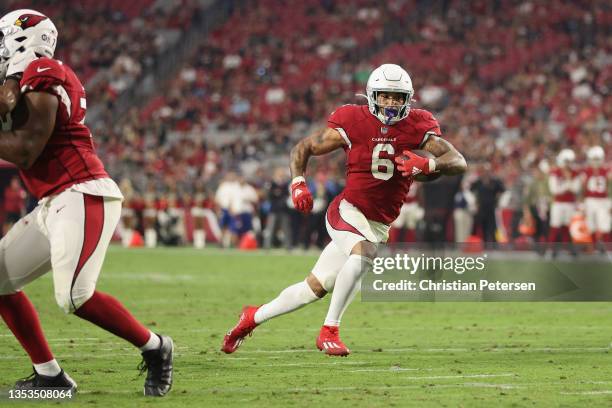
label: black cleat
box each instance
[14,369,77,391]
[138,334,174,397]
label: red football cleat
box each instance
[221,306,259,354]
[316,325,350,356]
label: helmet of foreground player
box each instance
[0,9,57,79]
[365,64,414,125]
[556,148,575,167]
[587,146,604,166]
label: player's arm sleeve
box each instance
[327,105,352,148]
[417,110,442,148]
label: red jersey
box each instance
[583,166,610,199]
[19,57,108,199]
[192,192,212,209]
[549,168,580,203]
[328,105,441,224]
[3,185,26,213]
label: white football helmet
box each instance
[586,146,605,166]
[0,9,57,80]
[365,64,414,125]
[556,148,576,167]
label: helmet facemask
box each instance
[368,90,413,125]
[0,30,11,80]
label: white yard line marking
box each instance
[47,338,103,342]
[239,349,318,354]
[209,382,522,395]
[259,361,369,367]
[560,390,612,395]
[400,373,516,380]
[103,273,195,281]
[463,382,522,389]
[350,367,426,372]
[492,347,609,352]
[75,382,524,396]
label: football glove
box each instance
[394,150,436,177]
[290,176,313,214]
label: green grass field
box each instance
[0,246,611,407]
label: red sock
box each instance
[548,227,560,243]
[405,229,416,242]
[0,292,54,364]
[560,226,571,243]
[388,228,401,243]
[75,291,151,347]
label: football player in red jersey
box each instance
[547,149,581,253]
[0,9,173,396]
[582,146,611,247]
[222,64,467,356]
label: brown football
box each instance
[401,149,442,182]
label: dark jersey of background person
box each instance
[471,176,505,211]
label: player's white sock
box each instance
[254,280,319,324]
[222,232,231,248]
[139,331,161,352]
[122,228,133,247]
[193,229,206,249]
[324,254,372,327]
[145,228,157,248]
[34,359,61,377]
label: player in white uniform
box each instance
[548,149,581,246]
[582,146,611,246]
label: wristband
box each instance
[428,158,436,173]
[291,176,306,186]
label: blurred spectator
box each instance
[523,160,552,243]
[390,183,424,243]
[303,176,330,249]
[191,188,216,249]
[471,165,505,246]
[453,178,477,243]
[158,193,185,246]
[143,191,158,248]
[263,167,290,249]
[2,176,26,236]
[215,172,240,248]
[547,149,581,250]
[229,176,259,243]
